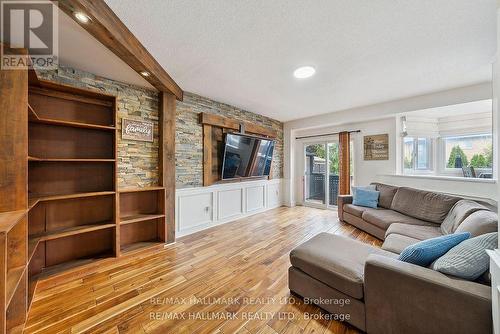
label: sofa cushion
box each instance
[289,233,397,299]
[398,232,471,266]
[362,209,433,230]
[391,187,460,224]
[371,183,399,209]
[382,234,420,254]
[343,204,369,218]
[385,223,442,240]
[441,200,488,234]
[455,210,498,237]
[432,232,498,280]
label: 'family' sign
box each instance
[122,118,154,142]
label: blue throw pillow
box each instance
[398,232,471,266]
[352,185,376,199]
[352,188,379,208]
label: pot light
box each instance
[293,66,316,79]
[74,12,90,24]
[139,71,150,77]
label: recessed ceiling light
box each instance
[74,12,90,24]
[293,66,316,79]
[139,71,150,77]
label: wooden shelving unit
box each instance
[26,80,118,319]
[0,211,28,332]
[1,68,172,332]
[24,80,168,304]
[119,188,167,255]
[0,64,30,333]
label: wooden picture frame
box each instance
[364,134,389,160]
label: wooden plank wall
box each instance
[0,56,28,212]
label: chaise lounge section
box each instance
[289,184,497,333]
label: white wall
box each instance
[377,175,497,204]
[284,83,494,206]
[175,179,283,237]
[293,118,396,205]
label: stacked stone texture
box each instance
[176,93,284,188]
[38,66,283,189]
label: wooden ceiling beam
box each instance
[57,0,183,100]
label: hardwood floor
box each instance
[25,206,382,334]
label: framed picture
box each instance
[121,118,154,142]
[364,134,389,160]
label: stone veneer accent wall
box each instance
[37,66,160,188]
[176,93,284,188]
[38,66,284,189]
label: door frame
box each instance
[302,136,340,209]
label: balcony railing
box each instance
[305,173,340,206]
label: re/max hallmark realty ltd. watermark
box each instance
[1,0,58,69]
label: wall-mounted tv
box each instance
[221,133,275,180]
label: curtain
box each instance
[339,131,351,195]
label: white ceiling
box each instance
[73,1,496,122]
[408,99,493,118]
[58,10,153,89]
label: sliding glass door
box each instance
[327,142,340,207]
[304,139,342,208]
[304,143,327,205]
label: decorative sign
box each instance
[364,134,389,160]
[122,118,154,142]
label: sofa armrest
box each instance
[337,195,352,221]
[364,254,492,334]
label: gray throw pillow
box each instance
[455,210,498,237]
[441,200,487,235]
[431,232,498,280]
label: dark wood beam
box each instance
[0,48,28,213]
[159,92,176,244]
[57,0,183,101]
[199,112,277,138]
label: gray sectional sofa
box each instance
[289,183,497,334]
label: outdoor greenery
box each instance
[447,146,468,168]
[404,156,413,169]
[447,144,493,168]
[306,143,351,175]
[328,144,340,175]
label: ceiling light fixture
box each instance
[139,71,150,77]
[74,12,90,24]
[293,66,316,79]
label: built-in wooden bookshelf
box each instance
[27,80,118,284]
[0,211,28,333]
[0,40,177,331]
[119,188,167,255]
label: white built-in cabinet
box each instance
[175,179,283,237]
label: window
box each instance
[400,99,494,179]
[403,137,432,173]
[441,134,493,177]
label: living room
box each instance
[0,1,499,333]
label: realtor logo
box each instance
[1,0,58,69]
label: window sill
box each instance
[384,174,497,184]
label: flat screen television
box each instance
[221,133,275,180]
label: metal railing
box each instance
[305,173,340,206]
